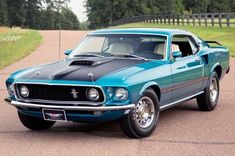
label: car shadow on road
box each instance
[172,100,199,111]
[18,100,200,139]
[0,100,200,139]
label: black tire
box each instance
[196,72,220,111]
[18,111,55,130]
[119,89,160,138]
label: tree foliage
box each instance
[86,0,235,28]
[25,0,42,29]
[1,0,235,29]
[86,0,159,29]
[7,0,26,26]
[207,0,231,13]
[0,0,8,25]
[0,0,80,29]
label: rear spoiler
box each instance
[204,41,222,46]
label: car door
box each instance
[170,35,204,102]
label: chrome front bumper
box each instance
[226,65,230,74]
[5,98,135,111]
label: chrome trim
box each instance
[14,82,106,106]
[15,99,103,106]
[9,100,135,111]
[160,91,204,110]
[134,96,155,128]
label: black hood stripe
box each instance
[21,57,146,81]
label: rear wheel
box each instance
[119,89,160,138]
[196,72,220,111]
[18,111,55,130]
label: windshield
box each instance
[69,34,167,60]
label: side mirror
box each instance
[64,49,72,56]
[172,51,182,59]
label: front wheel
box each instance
[196,72,220,111]
[119,89,160,138]
[18,111,55,130]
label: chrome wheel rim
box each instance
[134,96,155,128]
[209,78,218,103]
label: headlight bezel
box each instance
[114,88,129,101]
[20,85,29,98]
[87,88,100,101]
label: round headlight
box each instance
[20,85,29,97]
[7,84,15,95]
[115,88,128,101]
[87,88,99,101]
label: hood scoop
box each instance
[70,58,114,67]
[70,60,95,66]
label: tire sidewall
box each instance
[128,89,160,137]
[18,111,55,130]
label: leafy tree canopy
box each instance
[0,0,80,30]
[86,0,235,28]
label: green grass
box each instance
[0,27,42,69]
[113,23,235,57]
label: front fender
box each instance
[140,81,159,96]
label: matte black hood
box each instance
[20,57,146,81]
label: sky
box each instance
[68,0,87,22]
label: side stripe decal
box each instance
[161,77,208,93]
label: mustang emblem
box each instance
[71,89,79,99]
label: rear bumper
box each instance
[5,98,135,112]
[226,65,230,74]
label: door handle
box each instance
[177,66,186,70]
[195,58,201,63]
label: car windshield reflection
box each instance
[70,34,167,60]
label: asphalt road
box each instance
[0,31,234,156]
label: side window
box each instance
[187,36,198,54]
[172,35,195,57]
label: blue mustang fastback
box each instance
[5,28,230,138]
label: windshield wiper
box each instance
[111,54,147,61]
[73,53,104,58]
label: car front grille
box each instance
[15,83,105,104]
